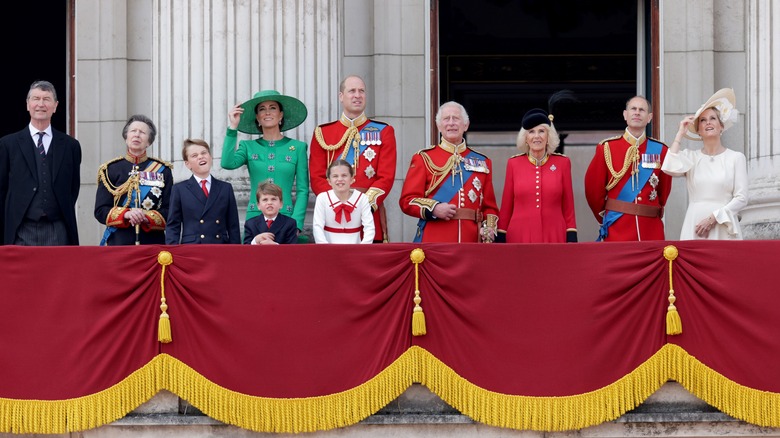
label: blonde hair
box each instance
[516,123,561,154]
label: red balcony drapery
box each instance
[0,242,778,433]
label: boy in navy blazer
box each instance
[244,182,298,245]
[165,139,241,244]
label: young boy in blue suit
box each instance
[244,182,298,245]
[165,138,241,244]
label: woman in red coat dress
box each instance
[497,108,577,243]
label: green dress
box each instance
[221,128,309,230]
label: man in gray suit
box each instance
[0,80,82,245]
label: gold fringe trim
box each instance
[667,344,780,428]
[165,352,416,433]
[1,347,779,433]
[410,248,427,336]
[0,355,164,434]
[414,345,669,431]
[663,245,682,335]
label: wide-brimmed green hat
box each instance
[237,90,308,134]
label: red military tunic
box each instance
[309,113,396,242]
[499,153,576,243]
[399,140,499,243]
[584,130,672,241]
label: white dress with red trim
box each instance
[312,189,375,244]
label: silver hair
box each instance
[435,101,470,125]
[27,81,58,102]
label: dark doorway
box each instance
[439,0,640,132]
[0,2,69,137]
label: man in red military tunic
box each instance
[309,75,396,242]
[584,96,672,241]
[399,101,498,243]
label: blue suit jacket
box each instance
[165,176,241,244]
[243,213,298,245]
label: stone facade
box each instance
[58,0,780,435]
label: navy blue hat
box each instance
[521,108,552,130]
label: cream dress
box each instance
[662,148,748,240]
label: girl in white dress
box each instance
[312,160,375,244]
[662,88,748,240]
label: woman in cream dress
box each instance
[662,88,748,240]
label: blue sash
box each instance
[413,149,482,243]
[100,162,165,246]
[344,121,385,166]
[598,139,662,241]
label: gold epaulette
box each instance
[648,137,669,148]
[468,148,489,159]
[150,157,174,169]
[96,156,126,184]
[598,135,622,146]
[416,145,437,155]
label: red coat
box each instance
[309,115,396,240]
[584,131,672,241]
[499,153,576,243]
[399,142,498,243]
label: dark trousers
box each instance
[14,219,69,246]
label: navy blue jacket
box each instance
[165,176,241,244]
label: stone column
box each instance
[152,0,341,224]
[742,0,780,239]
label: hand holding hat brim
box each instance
[237,90,308,135]
[684,88,738,141]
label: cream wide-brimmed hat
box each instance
[684,88,738,141]
[237,90,308,134]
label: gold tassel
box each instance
[410,248,426,336]
[663,245,682,335]
[157,251,173,343]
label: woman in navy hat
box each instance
[497,108,577,243]
[221,90,309,238]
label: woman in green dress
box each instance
[222,90,309,234]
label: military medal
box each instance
[140,171,165,187]
[363,147,376,162]
[550,164,557,172]
[641,153,661,169]
[472,176,482,191]
[464,158,489,173]
[648,173,659,201]
[365,164,376,179]
[468,189,477,203]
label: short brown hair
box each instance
[256,181,283,202]
[182,138,211,161]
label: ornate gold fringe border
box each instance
[1,345,779,433]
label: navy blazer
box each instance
[244,213,298,245]
[165,176,241,244]
[0,127,81,245]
